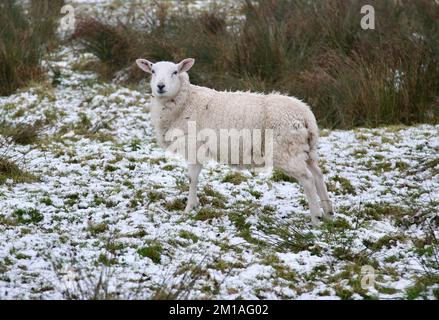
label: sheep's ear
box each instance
[136,59,153,74]
[178,58,195,73]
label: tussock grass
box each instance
[271,168,298,184]
[255,214,319,253]
[137,242,163,264]
[12,208,43,224]
[0,121,43,145]
[221,172,248,185]
[72,18,133,80]
[0,0,64,95]
[0,157,36,185]
[72,0,439,128]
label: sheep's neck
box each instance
[152,74,191,147]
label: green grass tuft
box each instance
[178,230,199,243]
[12,208,43,224]
[164,198,186,211]
[271,169,298,184]
[0,158,37,185]
[194,208,222,221]
[222,172,248,185]
[137,242,163,264]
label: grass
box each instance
[330,175,356,195]
[356,203,412,223]
[0,157,37,185]
[29,0,65,50]
[50,253,115,300]
[147,190,164,203]
[178,230,199,243]
[405,275,439,300]
[69,112,115,143]
[137,242,163,264]
[71,18,134,80]
[12,208,43,224]
[97,253,117,267]
[193,208,222,222]
[363,234,406,251]
[221,172,248,185]
[164,198,186,211]
[0,121,42,145]
[271,169,298,184]
[40,197,53,206]
[0,0,437,301]
[162,164,176,171]
[256,214,318,253]
[87,222,108,236]
[423,158,439,176]
[228,209,262,244]
[0,0,64,95]
[151,257,214,299]
[199,185,227,209]
[0,0,43,95]
[72,0,439,129]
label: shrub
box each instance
[0,0,43,95]
[72,0,439,128]
[0,0,64,95]
[72,18,134,79]
[29,0,65,50]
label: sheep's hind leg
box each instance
[307,159,334,221]
[184,163,202,214]
[279,159,323,226]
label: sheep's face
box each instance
[136,58,195,99]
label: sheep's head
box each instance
[135,58,195,98]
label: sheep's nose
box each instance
[157,84,165,91]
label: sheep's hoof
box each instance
[319,200,334,216]
[322,212,334,222]
[311,215,323,227]
[184,203,198,214]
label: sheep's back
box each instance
[193,89,266,131]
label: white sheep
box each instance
[136,58,334,225]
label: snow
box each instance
[0,1,438,300]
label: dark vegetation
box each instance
[72,0,439,128]
[0,0,64,96]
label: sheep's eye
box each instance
[151,70,155,74]
[173,71,178,75]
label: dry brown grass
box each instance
[72,0,439,128]
[0,0,64,96]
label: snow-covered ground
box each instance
[0,44,437,300]
[0,0,438,299]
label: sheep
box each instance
[136,58,334,225]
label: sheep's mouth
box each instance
[157,90,167,95]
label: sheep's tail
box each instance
[306,115,319,162]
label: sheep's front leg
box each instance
[184,163,202,213]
